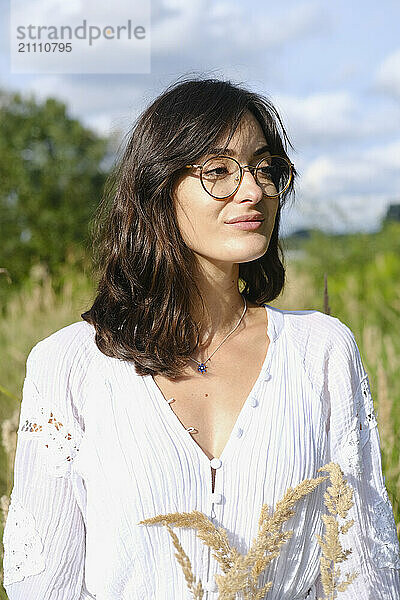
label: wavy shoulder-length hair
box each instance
[81,75,298,378]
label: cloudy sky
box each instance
[1,0,399,235]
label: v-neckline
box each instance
[142,303,278,468]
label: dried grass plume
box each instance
[139,461,359,599]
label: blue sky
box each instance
[1,0,399,235]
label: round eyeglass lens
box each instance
[200,155,292,199]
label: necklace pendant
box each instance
[197,363,207,374]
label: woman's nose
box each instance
[236,167,263,198]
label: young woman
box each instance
[3,76,400,599]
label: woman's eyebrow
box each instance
[206,144,270,157]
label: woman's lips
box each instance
[226,221,263,230]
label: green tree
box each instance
[0,88,109,308]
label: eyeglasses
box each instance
[184,155,294,199]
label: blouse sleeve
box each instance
[2,340,94,599]
[315,319,400,599]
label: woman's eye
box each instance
[258,167,273,176]
[204,167,228,176]
[259,166,279,175]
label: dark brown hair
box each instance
[81,74,298,378]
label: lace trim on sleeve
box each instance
[340,374,400,569]
[18,406,83,478]
[371,487,400,569]
[341,374,378,478]
[3,496,46,586]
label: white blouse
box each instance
[2,304,400,599]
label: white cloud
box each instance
[299,140,400,198]
[276,91,356,142]
[150,0,330,57]
[150,1,203,53]
[206,0,328,48]
[299,156,336,195]
[364,139,400,169]
[275,90,400,148]
[14,75,150,136]
[375,48,400,100]
[291,139,400,233]
[12,0,83,20]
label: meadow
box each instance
[0,222,399,598]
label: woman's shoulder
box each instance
[27,320,97,365]
[274,305,354,348]
[24,320,103,398]
[274,306,361,391]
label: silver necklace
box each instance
[189,295,247,374]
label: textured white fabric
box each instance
[2,304,400,599]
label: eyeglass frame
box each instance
[184,154,295,199]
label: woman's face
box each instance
[172,110,279,268]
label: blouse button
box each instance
[204,580,218,592]
[236,427,243,438]
[210,492,223,504]
[250,397,258,408]
[210,457,222,469]
[263,372,272,382]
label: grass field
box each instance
[0,225,399,597]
